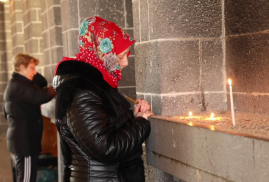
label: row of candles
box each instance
[186,79,236,126]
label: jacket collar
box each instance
[12,72,33,83]
[53,60,111,91]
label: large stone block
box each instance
[23,9,38,25]
[47,0,61,8]
[135,40,200,93]
[44,65,56,85]
[132,0,140,42]
[23,0,41,9]
[41,11,49,30]
[146,116,269,182]
[67,30,79,57]
[152,94,202,116]
[24,23,42,40]
[226,34,269,93]
[0,63,7,72]
[13,46,25,56]
[0,123,8,136]
[60,0,79,31]
[48,7,62,27]
[0,83,7,93]
[25,39,40,53]
[229,93,269,114]
[12,34,24,49]
[0,94,3,103]
[119,57,135,86]
[0,72,7,82]
[140,0,149,42]
[148,0,222,39]
[42,30,49,49]
[49,27,63,47]
[202,40,224,92]
[225,0,269,36]
[51,46,63,64]
[125,0,133,28]
[78,0,125,27]
[204,93,226,112]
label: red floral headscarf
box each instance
[55,16,135,88]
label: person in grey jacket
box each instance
[3,53,56,182]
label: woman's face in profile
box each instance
[117,46,130,70]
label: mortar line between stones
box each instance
[138,0,141,42]
[136,37,221,44]
[137,91,226,96]
[147,0,150,40]
[222,0,227,100]
[77,0,81,27]
[226,30,269,38]
[150,151,235,182]
[123,0,126,28]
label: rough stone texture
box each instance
[132,0,140,42]
[51,47,63,64]
[147,0,222,39]
[226,34,269,93]
[60,0,79,31]
[202,40,224,92]
[78,0,125,27]
[225,0,269,36]
[204,93,227,112]
[125,0,133,28]
[140,0,150,42]
[119,57,135,86]
[147,117,269,182]
[44,65,56,86]
[154,94,202,116]
[135,41,200,93]
[228,94,269,114]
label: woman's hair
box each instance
[13,53,39,72]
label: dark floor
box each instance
[0,136,12,182]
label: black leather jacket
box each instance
[53,60,151,182]
[3,72,56,156]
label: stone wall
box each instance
[0,2,8,135]
[40,0,62,85]
[225,0,269,114]
[133,0,226,116]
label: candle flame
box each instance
[189,121,193,126]
[189,112,192,117]
[228,79,232,86]
[210,125,215,130]
[211,113,214,119]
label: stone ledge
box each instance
[146,116,269,182]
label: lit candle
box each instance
[211,113,214,119]
[189,112,192,117]
[228,79,236,126]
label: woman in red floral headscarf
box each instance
[53,16,154,182]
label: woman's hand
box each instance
[133,98,154,119]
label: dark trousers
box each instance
[15,155,39,182]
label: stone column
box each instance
[40,0,62,85]
[10,0,24,55]
[60,0,136,100]
[0,2,8,135]
[133,0,226,115]
[225,1,269,114]
[133,0,225,181]
[22,0,44,73]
